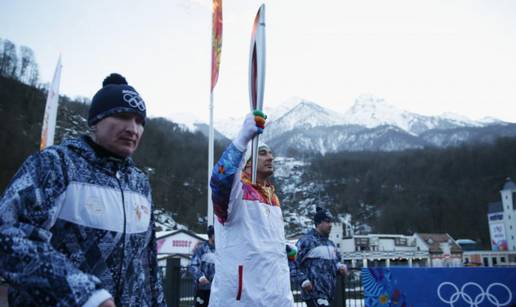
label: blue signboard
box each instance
[363,267,516,307]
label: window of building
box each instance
[355,237,370,251]
[513,192,516,210]
[483,257,489,266]
[501,257,506,263]
[337,243,340,248]
[492,257,497,266]
[395,237,408,246]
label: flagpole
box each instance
[208,92,214,227]
[208,0,222,227]
[40,55,62,150]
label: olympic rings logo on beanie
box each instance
[88,73,147,126]
[122,90,146,112]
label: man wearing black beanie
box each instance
[291,207,348,307]
[0,73,165,306]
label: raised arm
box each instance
[209,112,265,224]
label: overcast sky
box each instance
[1,0,515,123]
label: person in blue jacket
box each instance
[189,225,216,307]
[0,73,165,307]
[291,207,348,307]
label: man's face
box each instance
[316,219,332,236]
[256,147,274,178]
[93,112,144,157]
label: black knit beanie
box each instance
[314,207,334,225]
[88,73,146,126]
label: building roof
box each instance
[416,233,462,253]
[488,201,503,214]
[502,178,516,191]
[455,239,480,251]
[156,228,207,242]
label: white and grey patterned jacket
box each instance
[0,136,165,307]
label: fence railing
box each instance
[161,258,364,307]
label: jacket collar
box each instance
[310,228,329,239]
[62,136,135,173]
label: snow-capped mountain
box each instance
[166,112,203,131]
[262,100,345,141]
[341,94,482,135]
[169,95,513,155]
[267,124,431,155]
[213,97,301,139]
[166,112,229,142]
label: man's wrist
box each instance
[82,289,112,307]
[232,138,247,152]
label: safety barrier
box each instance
[162,257,364,307]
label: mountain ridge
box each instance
[170,95,511,155]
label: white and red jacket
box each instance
[209,143,294,307]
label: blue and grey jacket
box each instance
[0,136,165,307]
[188,241,215,291]
[291,229,345,302]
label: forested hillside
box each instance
[304,140,516,246]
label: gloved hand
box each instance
[233,110,267,151]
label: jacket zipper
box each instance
[115,170,127,302]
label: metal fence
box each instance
[162,258,364,307]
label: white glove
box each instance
[233,112,264,151]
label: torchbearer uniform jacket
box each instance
[0,136,165,307]
[209,143,294,307]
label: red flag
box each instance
[211,0,223,92]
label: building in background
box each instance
[336,231,429,268]
[413,233,463,267]
[489,178,516,251]
[458,178,516,267]
[157,229,207,267]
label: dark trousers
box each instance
[194,289,211,307]
[305,297,332,307]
